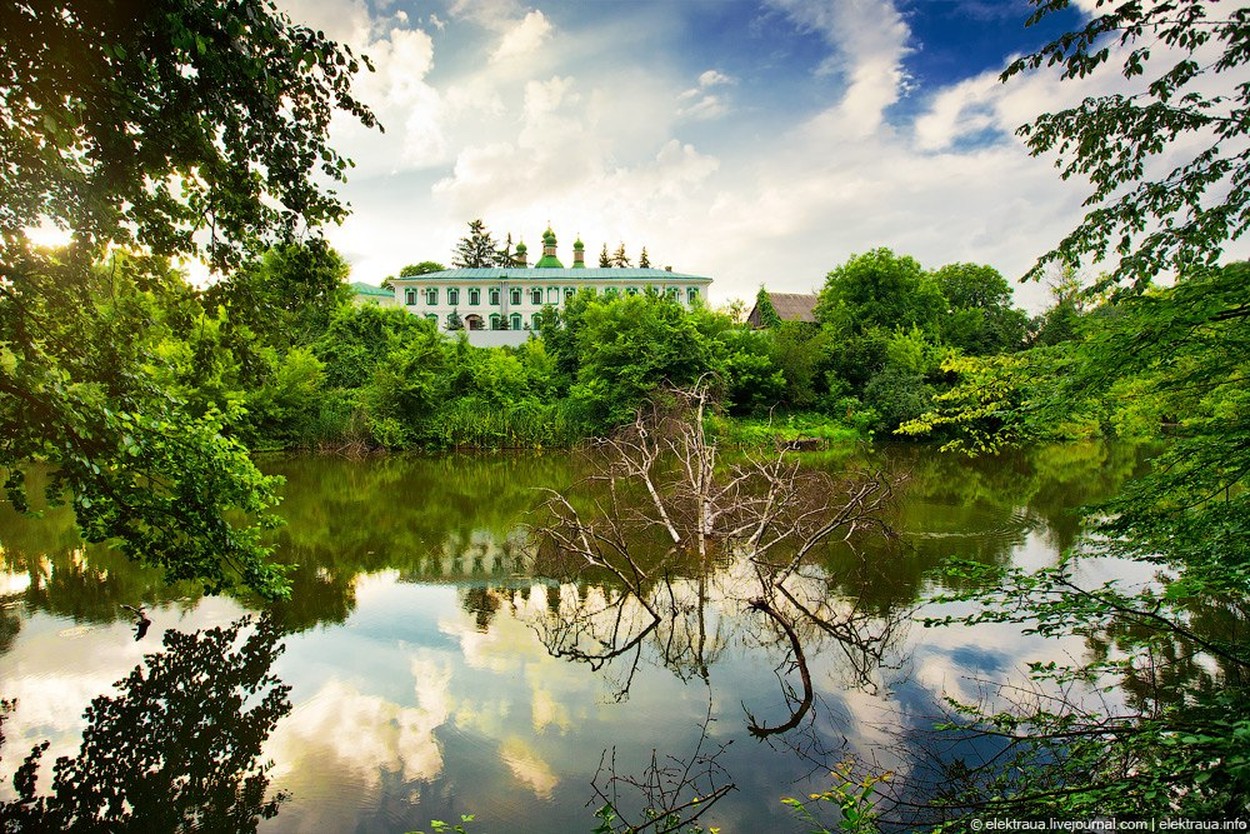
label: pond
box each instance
[0,442,1151,832]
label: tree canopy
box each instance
[451,220,511,268]
[1006,0,1250,288]
[0,0,377,597]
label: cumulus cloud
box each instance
[491,10,553,63]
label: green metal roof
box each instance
[391,267,711,282]
[351,281,394,297]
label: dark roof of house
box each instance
[767,293,818,322]
[748,292,818,326]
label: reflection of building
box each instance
[390,228,713,347]
[746,291,817,327]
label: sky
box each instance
[273,0,1239,313]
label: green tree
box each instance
[312,304,425,391]
[0,0,375,597]
[814,248,943,335]
[754,287,783,329]
[931,262,1028,355]
[638,247,652,269]
[599,244,612,268]
[611,243,632,269]
[0,617,291,832]
[567,295,714,429]
[899,0,1250,816]
[1005,0,1250,288]
[207,240,352,354]
[452,220,510,268]
[0,0,375,271]
[400,261,447,277]
[359,324,448,448]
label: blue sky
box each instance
[277,0,1239,312]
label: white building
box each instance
[390,228,712,346]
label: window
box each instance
[532,312,543,330]
[448,288,460,306]
[469,288,481,306]
[510,287,522,306]
[490,313,502,330]
[424,287,438,305]
[510,312,522,330]
[547,286,559,304]
[489,287,501,305]
[687,287,699,303]
[564,287,575,302]
[424,313,438,325]
[605,288,619,299]
[625,286,638,296]
[530,287,543,305]
[404,288,416,306]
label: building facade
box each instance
[390,229,712,344]
[351,281,400,308]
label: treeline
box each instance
[115,235,1105,452]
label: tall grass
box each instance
[427,398,584,449]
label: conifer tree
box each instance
[611,243,632,268]
[452,219,511,268]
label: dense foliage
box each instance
[1004,0,1250,288]
[884,0,1250,825]
[170,239,1045,457]
[0,0,376,596]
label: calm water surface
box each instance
[0,443,1150,832]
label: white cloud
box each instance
[768,0,913,134]
[303,0,1249,316]
[448,0,528,31]
[697,69,736,88]
[678,68,737,121]
[491,10,553,63]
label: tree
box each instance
[599,244,612,269]
[639,247,651,269]
[1005,0,1250,289]
[0,617,291,832]
[754,287,783,329]
[931,262,1028,355]
[814,248,942,335]
[399,261,447,277]
[611,243,632,269]
[451,220,510,268]
[207,240,352,353]
[567,295,715,430]
[0,0,376,597]
[892,0,1250,817]
[0,0,376,271]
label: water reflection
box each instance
[0,616,289,832]
[0,442,1158,832]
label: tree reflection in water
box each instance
[0,616,290,832]
[530,387,913,824]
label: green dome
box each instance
[542,227,556,245]
[573,238,584,251]
[515,241,527,253]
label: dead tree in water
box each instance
[533,383,901,710]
